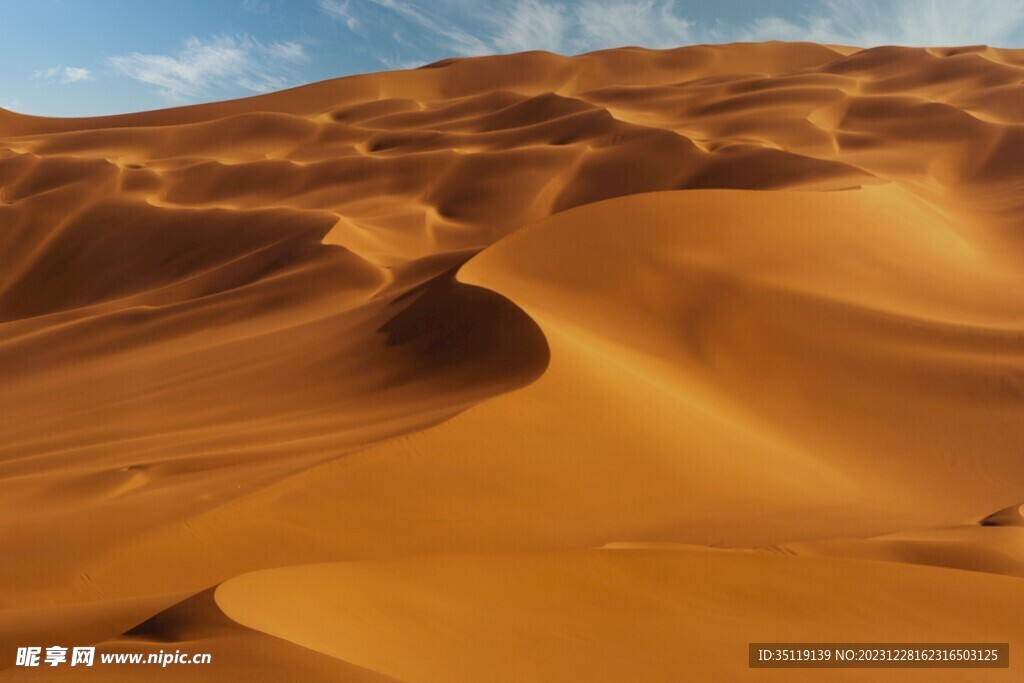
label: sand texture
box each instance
[2,42,1024,680]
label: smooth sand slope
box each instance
[1,42,1023,680]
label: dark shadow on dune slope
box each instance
[378,262,551,390]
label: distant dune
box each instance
[2,42,1024,681]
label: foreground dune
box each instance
[2,41,1023,680]
[214,548,1024,682]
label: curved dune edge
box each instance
[1,40,894,609]
[0,591,190,669]
[67,184,1024,678]
[0,588,402,681]
[778,501,1024,578]
[64,187,1024,683]
[3,41,1024,678]
[457,187,1024,536]
[212,548,1024,683]
[81,187,1024,593]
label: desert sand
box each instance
[1,42,1023,680]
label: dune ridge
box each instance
[2,42,1024,680]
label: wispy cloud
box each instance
[242,0,271,14]
[330,0,1024,70]
[574,0,696,50]
[329,0,706,61]
[746,0,1024,47]
[35,65,95,83]
[492,0,568,53]
[108,35,308,101]
[368,0,490,55]
[267,40,308,61]
[319,0,360,30]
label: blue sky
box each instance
[3,0,1023,116]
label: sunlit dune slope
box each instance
[80,187,1024,593]
[0,590,396,682]
[2,41,1024,679]
[213,548,1024,683]
[779,502,1024,579]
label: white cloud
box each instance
[319,0,359,30]
[242,0,271,13]
[493,0,568,53]
[377,55,428,70]
[62,67,94,82]
[368,0,491,55]
[743,0,1024,48]
[35,65,94,83]
[267,40,308,61]
[108,35,307,101]
[341,0,1024,69]
[338,0,699,66]
[575,0,695,51]
[349,0,696,58]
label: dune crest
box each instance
[3,42,1024,679]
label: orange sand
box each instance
[1,42,1023,680]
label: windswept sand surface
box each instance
[2,42,1024,680]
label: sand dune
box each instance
[2,41,1024,680]
[213,548,1024,682]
